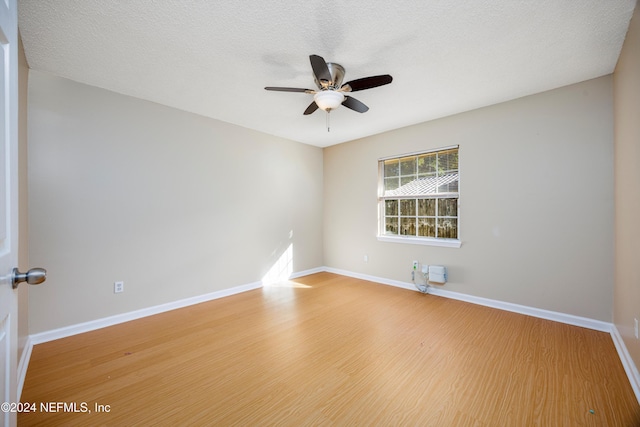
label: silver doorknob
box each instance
[12,267,47,289]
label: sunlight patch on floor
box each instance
[265,280,312,289]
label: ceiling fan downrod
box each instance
[326,110,330,132]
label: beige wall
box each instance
[614,5,640,372]
[26,64,619,331]
[324,76,614,321]
[27,71,324,333]
[17,34,29,359]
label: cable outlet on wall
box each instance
[114,281,124,294]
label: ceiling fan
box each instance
[265,54,393,116]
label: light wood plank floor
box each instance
[19,273,640,426]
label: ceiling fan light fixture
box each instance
[314,90,345,111]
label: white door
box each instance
[0,0,20,425]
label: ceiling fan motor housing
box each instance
[314,63,345,89]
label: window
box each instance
[378,146,460,247]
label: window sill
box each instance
[377,235,462,248]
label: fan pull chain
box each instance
[326,110,330,132]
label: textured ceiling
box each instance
[18,0,637,147]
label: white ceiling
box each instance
[18,0,637,147]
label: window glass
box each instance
[379,147,459,241]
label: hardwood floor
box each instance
[19,273,640,426]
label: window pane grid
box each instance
[382,150,459,199]
[379,147,459,241]
[380,197,458,239]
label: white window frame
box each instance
[377,145,461,248]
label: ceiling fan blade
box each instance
[341,75,393,92]
[265,86,314,93]
[342,96,369,113]
[310,55,331,83]
[303,101,319,115]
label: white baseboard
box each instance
[611,325,640,404]
[290,267,326,279]
[427,286,612,332]
[27,268,326,345]
[324,267,417,291]
[325,267,611,332]
[29,280,263,345]
[17,336,33,401]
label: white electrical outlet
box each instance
[635,318,639,340]
[114,281,124,294]
[364,255,369,263]
[412,260,418,270]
